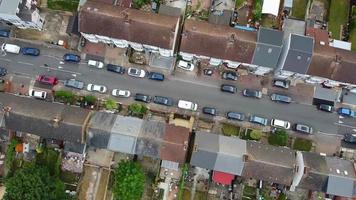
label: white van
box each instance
[271,119,291,129]
[88,60,104,69]
[177,60,194,71]
[178,100,198,111]
[1,43,21,54]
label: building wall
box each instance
[0,10,44,30]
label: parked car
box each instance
[177,60,194,71]
[344,133,356,143]
[271,119,291,129]
[128,67,145,78]
[37,75,58,85]
[249,115,268,126]
[293,123,313,134]
[318,104,333,112]
[0,30,10,38]
[134,93,151,103]
[63,53,81,62]
[106,64,125,74]
[1,43,20,54]
[222,71,238,81]
[153,96,173,106]
[21,47,40,56]
[64,79,84,89]
[112,89,131,97]
[0,67,7,77]
[202,107,217,116]
[243,89,262,99]
[226,111,245,121]
[270,93,292,103]
[86,84,107,93]
[29,89,47,99]
[273,79,290,89]
[178,100,198,111]
[147,72,165,81]
[337,107,356,118]
[221,84,236,93]
[203,68,213,76]
[88,60,104,69]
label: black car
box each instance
[147,72,165,81]
[106,64,125,74]
[221,84,236,93]
[318,104,333,112]
[242,89,262,98]
[153,96,173,106]
[222,71,238,81]
[0,67,7,77]
[226,111,245,121]
[134,93,151,103]
[344,133,356,143]
[0,29,10,38]
[202,107,217,116]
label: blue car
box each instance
[63,53,81,62]
[147,72,164,81]
[338,107,356,117]
[0,30,10,38]
[22,47,40,56]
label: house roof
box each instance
[307,44,356,84]
[313,86,339,102]
[190,131,219,170]
[289,34,314,53]
[79,1,179,49]
[212,171,235,185]
[283,19,306,41]
[327,175,355,198]
[180,19,257,63]
[0,0,20,15]
[305,28,329,45]
[262,0,281,16]
[252,27,283,68]
[160,124,190,164]
[0,93,90,143]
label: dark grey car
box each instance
[202,107,217,116]
[344,133,356,143]
[153,96,173,106]
[243,89,262,99]
[64,79,84,89]
[271,93,292,103]
[134,93,151,103]
[227,112,245,121]
[221,84,236,93]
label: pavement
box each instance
[0,37,353,137]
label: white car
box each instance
[128,67,145,78]
[178,100,198,111]
[87,84,107,93]
[271,119,291,129]
[177,60,194,71]
[88,60,104,69]
[112,89,131,97]
[29,89,47,99]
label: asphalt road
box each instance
[0,38,348,135]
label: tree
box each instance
[83,95,97,106]
[3,164,65,200]
[250,129,262,140]
[268,129,288,146]
[113,160,145,200]
[128,103,148,116]
[5,138,19,174]
[104,98,118,111]
[54,90,76,104]
[132,0,149,8]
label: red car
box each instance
[37,75,58,85]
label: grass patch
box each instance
[222,123,240,136]
[328,0,349,39]
[60,170,80,184]
[236,0,246,8]
[291,0,308,19]
[243,185,256,199]
[48,0,80,12]
[268,129,288,147]
[293,138,312,151]
[350,7,356,51]
[241,129,262,141]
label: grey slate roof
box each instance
[314,86,340,102]
[190,131,219,170]
[0,0,21,15]
[135,120,165,158]
[0,93,90,143]
[158,5,181,17]
[284,0,293,8]
[252,27,284,69]
[280,34,314,74]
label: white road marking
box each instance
[317,131,342,137]
[171,77,219,88]
[0,58,10,62]
[338,120,344,124]
[58,66,63,69]
[335,122,356,129]
[43,55,61,60]
[339,115,344,119]
[17,61,34,66]
[12,72,32,78]
[38,65,81,75]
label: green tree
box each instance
[250,129,262,140]
[132,0,149,8]
[113,160,145,200]
[105,98,118,111]
[3,164,65,200]
[54,90,76,104]
[83,95,97,106]
[5,138,19,174]
[253,0,262,22]
[268,129,288,146]
[128,103,148,116]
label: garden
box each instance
[291,0,309,19]
[350,5,356,51]
[268,129,289,147]
[48,0,80,12]
[328,0,349,39]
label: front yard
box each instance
[293,138,313,152]
[291,0,309,19]
[221,123,240,136]
[48,0,80,12]
[350,6,356,51]
[328,0,349,39]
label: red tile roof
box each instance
[180,19,257,63]
[306,28,329,45]
[212,171,235,185]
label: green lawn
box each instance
[293,138,312,152]
[291,0,308,19]
[243,186,256,200]
[222,123,240,136]
[236,0,246,8]
[328,0,349,39]
[350,6,356,51]
[48,0,80,12]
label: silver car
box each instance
[128,67,145,78]
[64,79,84,90]
[87,84,107,93]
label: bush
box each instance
[5,138,19,173]
[252,0,262,22]
[48,0,80,12]
[293,138,312,152]
[268,129,288,146]
[250,129,262,140]
[105,98,118,111]
[128,103,148,116]
[132,0,149,8]
[222,123,240,136]
[83,95,97,106]
[54,90,76,104]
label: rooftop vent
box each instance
[344,170,348,176]
[336,169,340,174]
[320,41,325,45]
